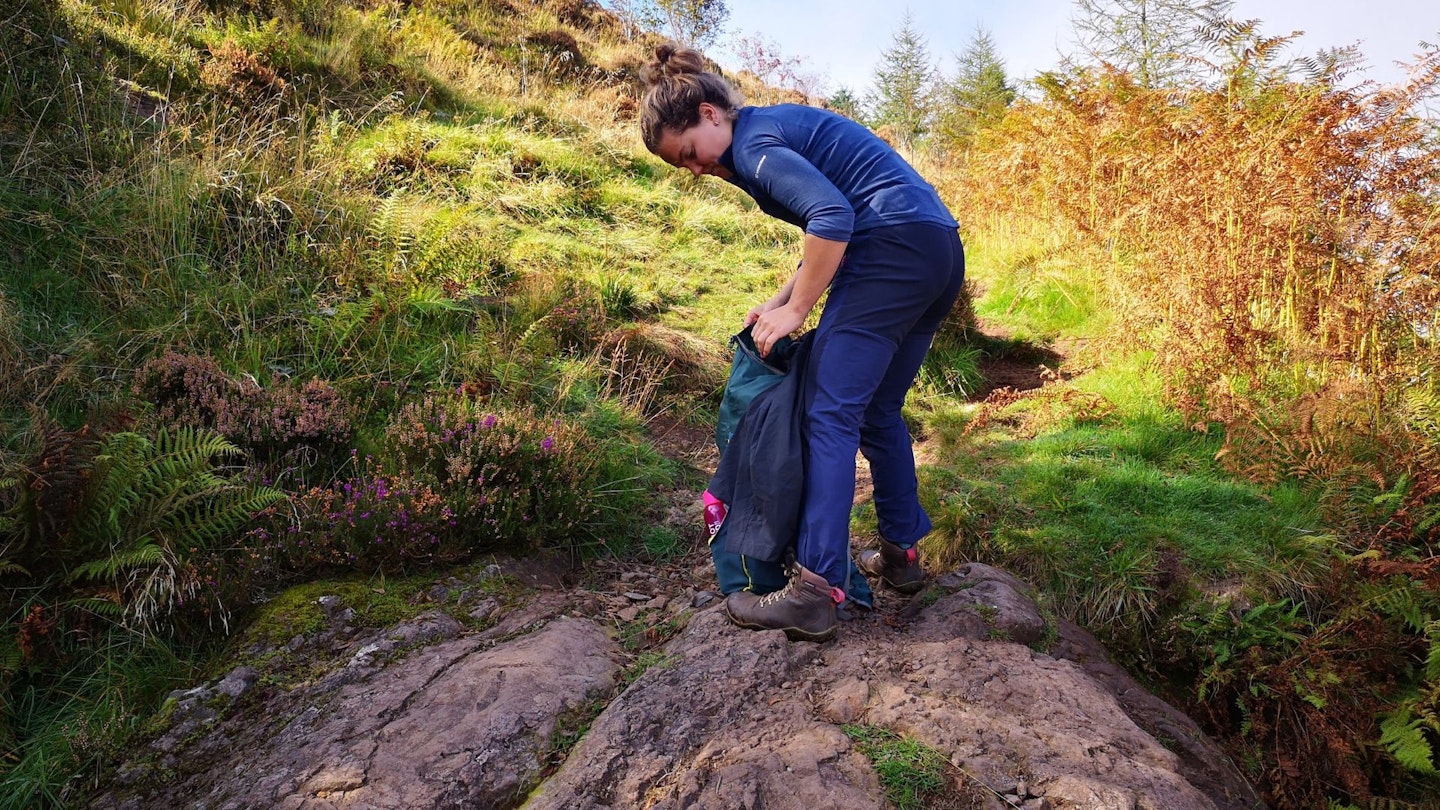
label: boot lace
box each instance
[755,580,796,608]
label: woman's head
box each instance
[640,44,742,177]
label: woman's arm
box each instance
[749,233,847,357]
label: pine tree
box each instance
[868,12,938,149]
[1069,0,1234,87]
[934,27,1017,149]
[826,86,861,120]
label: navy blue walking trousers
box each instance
[798,222,965,589]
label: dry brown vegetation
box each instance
[959,56,1440,506]
[948,48,1440,808]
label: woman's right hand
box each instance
[745,278,795,327]
[744,299,779,327]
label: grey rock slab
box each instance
[524,610,885,810]
[95,564,1261,810]
[94,612,620,810]
[1051,619,1261,809]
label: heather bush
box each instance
[239,395,611,583]
[383,396,605,556]
[200,40,287,107]
[133,351,355,468]
[248,455,465,576]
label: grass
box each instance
[0,629,201,810]
[842,725,950,810]
[919,361,1330,637]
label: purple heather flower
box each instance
[541,436,554,452]
[482,414,497,429]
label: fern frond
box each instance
[67,542,166,584]
[410,216,458,279]
[1371,580,1430,634]
[1426,620,1440,682]
[57,425,282,633]
[71,596,125,619]
[0,632,21,673]
[367,192,415,279]
[152,425,243,465]
[1380,707,1438,773]
[404,284,467,320]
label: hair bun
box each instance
[641,42,706,86]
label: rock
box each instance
[924,564,1047,646]
[1049,619,1259,809]
[819,677,869,724]
[317,595,354,627]
[214,666,258,700]
[385,610,461,646]
[468,598,500,622]
[95,563,1261,810]
[526,611,882,809]
[93,615,621,810]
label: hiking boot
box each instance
[858,538,925,594]
[724,565,841,642]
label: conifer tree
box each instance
[826,86,861,120]
[934,26,1017,149]
[868,12,938,149]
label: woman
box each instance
[641,44,965,641]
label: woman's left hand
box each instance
[751,305,806,358]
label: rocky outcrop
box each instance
[92,560,1261,810]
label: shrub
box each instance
[248,457,464,575]
[133,351,355,466]
[241,394,611,583]
[199,41,286,106]
[383,397,605,555]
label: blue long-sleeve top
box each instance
[718,104,958,242]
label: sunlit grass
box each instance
[920,353,1331,637]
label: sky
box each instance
[713,0,1440,95]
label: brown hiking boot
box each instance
[724,565,841,642]
[858,538,925,594]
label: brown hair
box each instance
[639,44,742,153]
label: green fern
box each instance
[403,283,467,320]
[63,427,285,632]
[1380,707,1437,773]
[0,631,20,674]
[366,191,415,281]
[1368,579,1434,635]
[67,543,166,584]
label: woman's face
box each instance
[655,102,733,179]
